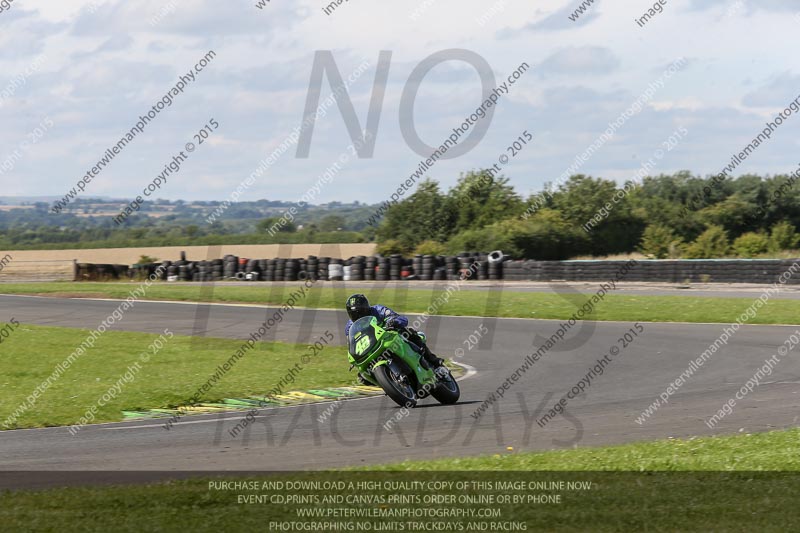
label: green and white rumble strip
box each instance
[121,362,465,420]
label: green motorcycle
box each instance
[347,316,460,408]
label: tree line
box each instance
[1,170,798,259]
[374,170,800,259]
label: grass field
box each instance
[371,427,800,471]
[0,324,351,429]
[2,281,800,325]
[3,430,800,532]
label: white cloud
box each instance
[0,0,798,204]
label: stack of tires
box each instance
[400,259,412,279]
[389,254,403,280]
[166,262,179,281]
[432,256,447,280]
[210,259,223,281]
[243,259,261,281]
[284,259,299,281]
[329,259,343,281]
[193,261,209,281]
[306,256,318,281]
[487,251,503,280]
[276,258,287,281]
[417,255,436,280]
[179,261,194,281]
[317,257,330,280]
[412,255,423,279]
[476,253,489,281]
[222,255,238,279]
[158,261,169,280]
[262,259,274,281]
[458,253,479,281]
[444,256,459,280]
[348,256,365,281]
[376,257,390,281]
[364,256,377,280]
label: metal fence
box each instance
[0,259,75,282]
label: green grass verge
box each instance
[0,324,350,429]
[369,427,800,471]
[2,281,800,324]
[3,430,800,532]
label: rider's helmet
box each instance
[346,294,370,321]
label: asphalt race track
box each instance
[2,294,800,488]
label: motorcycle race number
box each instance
[355,335,371,355]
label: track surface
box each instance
[2,294,800,488]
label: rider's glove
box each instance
[384,317,399,330]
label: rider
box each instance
[344,293,444,370]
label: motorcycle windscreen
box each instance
[348,316,379,363]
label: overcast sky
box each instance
[1,0,799,204]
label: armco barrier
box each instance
[77,255,800,285]
[502,259,800,284]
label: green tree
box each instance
[414,240,446,256]
[732,232,770,258]
[256,217,295,233]
[447,170,523,233]
[768,221,800,251]
[376,239,412,256]
[697,194,760,236]
[445,209,588,260]
[376,179,451,249]
[550,175,645,255]
[319,215,345,232]
[639,225,685,259]
[685,225,730,258]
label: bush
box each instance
[375,239,412,256]
[137,255,159,265]
[769,221,800,251]
[444,227,508,256]
[444,209,590,260]
[732,232,770,258]
[413,240,446,256]
[639,225,684,259]
[507,211,590,260]
[685,225,730,259]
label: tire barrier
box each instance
[501,259,800,284]
[329,263,343,281]
[102,255,800,285]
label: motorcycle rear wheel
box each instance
[431,367,460,405]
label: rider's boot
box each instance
[421,345,445,369]
[405,329,444,369]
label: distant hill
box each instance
[0,196,114,204]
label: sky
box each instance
[1,0,799,204]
